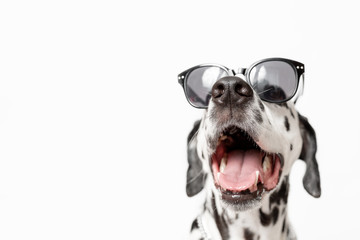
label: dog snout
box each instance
[211,76,253,106]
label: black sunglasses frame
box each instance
[178,58,305,109]
[178,64,235,108]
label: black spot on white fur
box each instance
[258,100,265,112]
[282,217,286,233]
[259,207,279,226]
[211,193,230,240]
[190,219,199,232]
[244,228,255,240]
[284,116,290,131]
[270,176,289,207]
[290,108,295,118]
[253,109,263,123]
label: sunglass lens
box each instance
[248,61,298,102]
[185,66,228,107]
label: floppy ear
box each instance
[298,113,321,198]
[186,120,207,197]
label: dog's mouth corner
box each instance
[211,126,282,205]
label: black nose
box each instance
[211,76,253,106]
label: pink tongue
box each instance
[218,149,262,191]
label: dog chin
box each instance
[213,183,268,212]
[218,192,264,212]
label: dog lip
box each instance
[217,184,265,204]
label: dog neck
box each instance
[195,176,295,240]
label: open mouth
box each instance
[211,126,282,203]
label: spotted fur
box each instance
[185,76,320,240]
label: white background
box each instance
[0,0,359,239]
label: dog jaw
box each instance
[197,99,303,212]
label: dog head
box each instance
[184,74,321,211]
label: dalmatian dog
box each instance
[178,59,321,240]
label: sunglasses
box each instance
[178,58,305,108]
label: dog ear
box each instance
[298,113,321,198]
[186,120,207,197]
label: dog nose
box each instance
[211,76,253,106]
